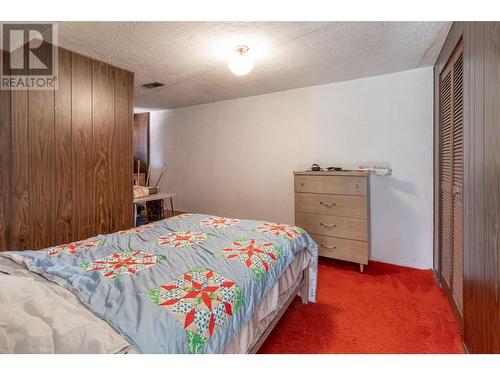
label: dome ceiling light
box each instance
[228,45,254,76]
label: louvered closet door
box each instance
[440,66,453,288]
[451,51,464,313]
[439,41,464,314]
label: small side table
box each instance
[133,192,176,226]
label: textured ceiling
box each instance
[55,22,451,110]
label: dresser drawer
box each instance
[295,212,367,241]
[310,234,368,264]
[295,192,367,218]
[294,175,367,196]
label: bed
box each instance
[0,213,318,354]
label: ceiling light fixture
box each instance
[228,45,254,76]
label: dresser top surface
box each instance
[293,170,370,177]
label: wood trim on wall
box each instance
[0,45,134,251]
[133,112,150,174]
[115,68,135,231]
[10,62,31,250]
[0,51,11,250]
[54,48,73,245]
[29,41,56,250]
[478,21,500,354]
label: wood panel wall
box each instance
[434,22,500,354]
[0,46,134,251]
[133,112,150,174]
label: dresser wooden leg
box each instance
[359,264,364,273]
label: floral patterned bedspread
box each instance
[1,214,318,354]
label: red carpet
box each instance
[259,258,463,354]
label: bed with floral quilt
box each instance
[0,213,318,354]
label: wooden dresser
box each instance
[294,171,370,272]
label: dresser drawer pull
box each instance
[320,222,336,228]
[320,244,337,250]
[320,201,336,208]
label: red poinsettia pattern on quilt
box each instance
[118,223,155,235]
[219,239,283,280]
[78,250,167,279]
[144,268,243,354]
[156,231,208,248]
[254,222,304,240]
[200,216,240,228]
[42,238,104,257]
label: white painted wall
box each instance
[148,67,434,269]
